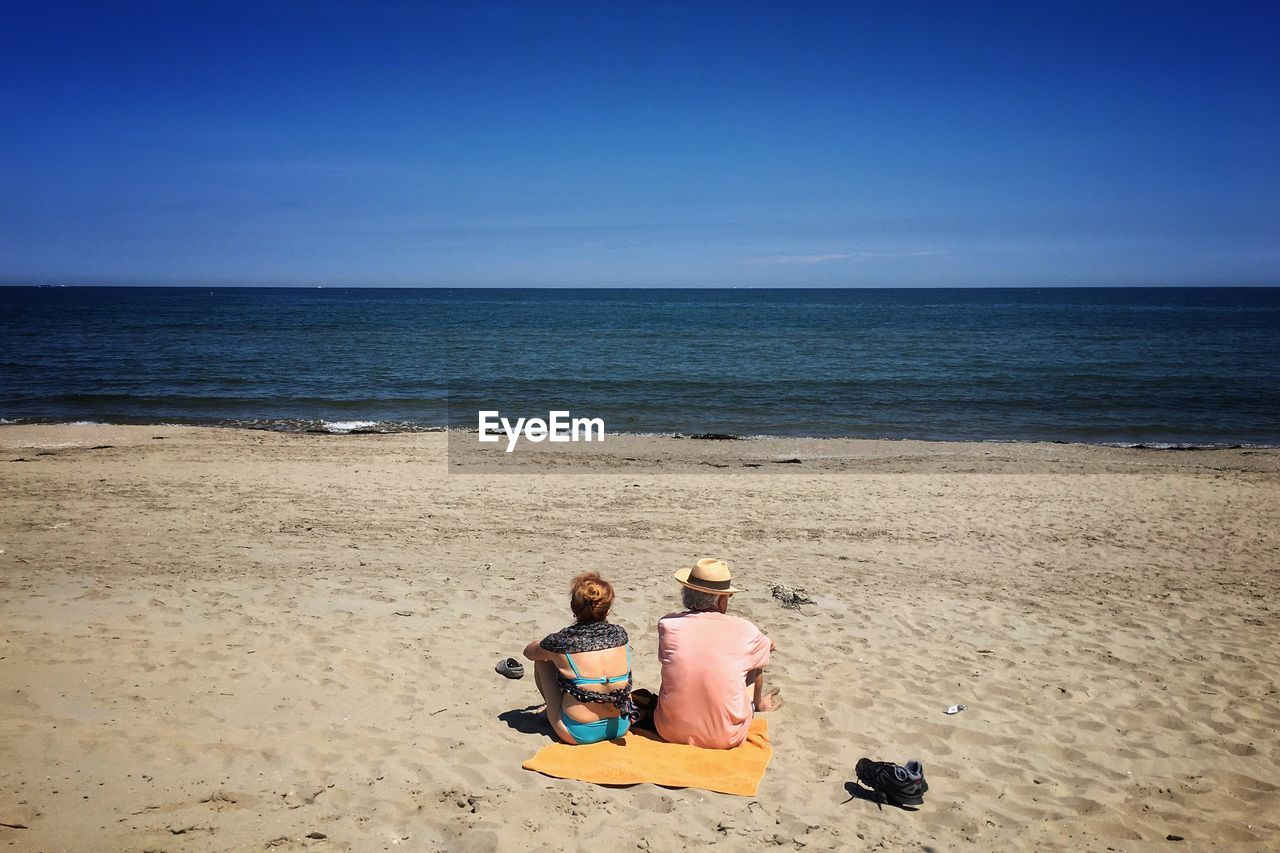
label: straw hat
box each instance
[674,558,740,595]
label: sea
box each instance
[2,286,1278,446]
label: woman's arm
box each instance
[523,639,553,661]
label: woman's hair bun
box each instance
[570,572,615,622]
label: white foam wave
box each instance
[320,420,381,434]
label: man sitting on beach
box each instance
[654,559,783,749]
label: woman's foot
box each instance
[756,688,784,712]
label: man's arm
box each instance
[746,623,773,669]
[749,625,783,712]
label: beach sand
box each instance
[2,424,1278,851]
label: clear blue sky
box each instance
[2,1,1277,287]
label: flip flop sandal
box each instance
[495,657,525,679]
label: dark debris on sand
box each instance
[769,583,815,609]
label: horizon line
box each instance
[2,282,1279,290]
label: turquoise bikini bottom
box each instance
[561,712,630,744]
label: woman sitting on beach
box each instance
[523,572,637,744]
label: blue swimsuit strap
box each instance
[564,645,631,685]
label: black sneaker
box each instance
[855,758,928,806]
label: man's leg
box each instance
[748,668,784,712]
[534,660,576,743]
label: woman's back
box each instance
[555,644,630,723]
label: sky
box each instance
[1,1,1278,287]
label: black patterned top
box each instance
[539,621,638,722]
[539,620,628,654]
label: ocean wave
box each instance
[239,418,439,434]
[0,416,446,434]
[1101,441,1247,451]
[318,420,382,434]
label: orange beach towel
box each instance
[521,719,772,797]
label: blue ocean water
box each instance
[1,287,1278,445]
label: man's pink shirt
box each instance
[654,610,772,749]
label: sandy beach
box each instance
[1,423,1278,851]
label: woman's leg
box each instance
[748,668,784,712]
[534,660,576,743]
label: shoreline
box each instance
[6,424,1280,477]
[2,418,1276,451]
